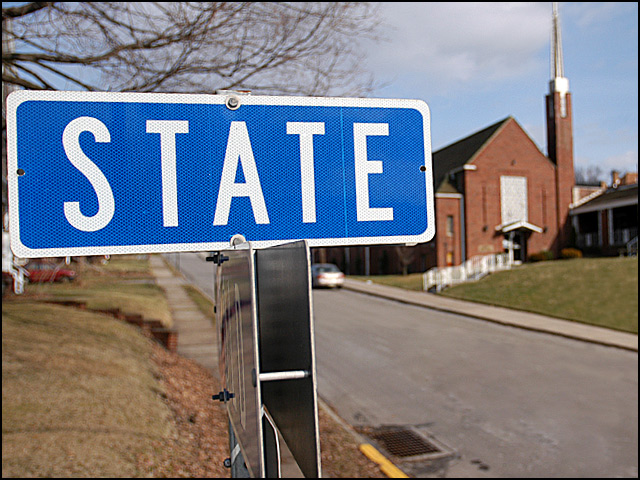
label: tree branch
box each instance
[2,2,52,19]
[2,2,382,96]
[2,71,46,90]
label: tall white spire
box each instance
[551,2,565,79]
[550,2,569,116]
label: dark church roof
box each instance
[432,117,511,193]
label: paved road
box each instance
[313,288,638,478]
[169,252,638,478]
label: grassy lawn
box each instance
[183,284,216,326]
[2,255,177,477]
[23,255,173,327]
[2,301,174,477]
[352,272,426,291]
[353,257,638,334]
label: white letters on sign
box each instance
[146,120,189,227]
[62,117,115,232]
[286,122,325,223]
[354,123,393,222]
[61,117,392,231]
[213,121,270,226]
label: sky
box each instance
[5,2,637,181]
[360,2,638,181]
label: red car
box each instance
[26,261,76,283]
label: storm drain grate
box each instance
[360,426,443,459]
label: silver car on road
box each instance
[311,263,345,289]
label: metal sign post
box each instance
[215,240,320,478]
[255,240,320,478]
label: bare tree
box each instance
[575,165,604,186]
[2,2,381,96]
[394,245,415,276]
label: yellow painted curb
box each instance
[359,443,409,478]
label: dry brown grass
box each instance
[2,302,174,477]
[22,256,173,328]
[2,255,386,478]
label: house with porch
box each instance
[570,172,638,256]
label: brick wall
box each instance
[459,118,559,262]
[434,195,462,266]
[547,91,575,252]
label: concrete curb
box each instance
[358,444,409,478]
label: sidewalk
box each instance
[149,255,218,375]
[343,278,638,352]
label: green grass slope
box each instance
[354,258,638,334]
[442,257,638,333]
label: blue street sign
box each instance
[7,90,434,257]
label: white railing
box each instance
[423,253,512,293]
[613,227,638,246]
[627,236,638,257]
[3,230,27,295]
[2,262,28,295]
[576,232,600,248]
[577,228,638,249]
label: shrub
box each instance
[528,250,554,262]
[560,247,583,259]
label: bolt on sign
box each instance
[6,90,434,257]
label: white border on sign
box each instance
[6,90,435,258]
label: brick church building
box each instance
[315,4,581,275]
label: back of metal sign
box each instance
[255,240,321,478]
[216,243,263,478]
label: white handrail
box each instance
[423,253,512,292]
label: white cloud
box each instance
[564,1,626,28]
[601,150,639,174]
[574,150,638,179]
[365,2,550,91]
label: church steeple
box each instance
[551,2,565,79]
[546,1,575,251]
[550,2,569,117]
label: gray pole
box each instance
[365,246,370,276]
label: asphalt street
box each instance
[313,288,637,478]
[168,252,638,478]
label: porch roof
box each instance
[570,184,637,215]
[495,220,544,234]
